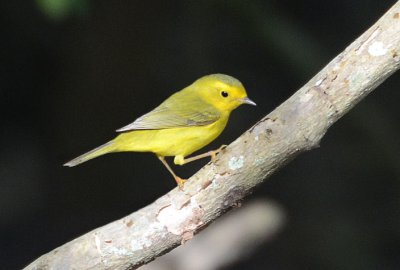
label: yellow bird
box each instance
[64,74,256,188]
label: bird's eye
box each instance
[221,91,229,98]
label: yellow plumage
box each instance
[64,74,255,188]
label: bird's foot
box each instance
[211,144,228,161]
[175,176,187,190]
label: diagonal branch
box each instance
[25,2,400,270]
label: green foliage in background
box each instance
[36,0,89,20]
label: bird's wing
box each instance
[116,91,221,132]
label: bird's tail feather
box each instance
[63,140,116,167]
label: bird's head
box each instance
[193,74,256,113]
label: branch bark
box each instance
[139,200,285,270]
[25,2,400,270]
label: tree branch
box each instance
[25,2,400,270]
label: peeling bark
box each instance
[25,2,400,270]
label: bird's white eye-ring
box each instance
[221,91,229,98]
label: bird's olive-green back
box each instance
[116,86,221,131]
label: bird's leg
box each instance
[175,145,228,165]
[157,155,186,189]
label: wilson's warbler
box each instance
[64,74,256,188]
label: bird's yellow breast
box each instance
[113,115,229,158]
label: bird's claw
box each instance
[175,176,187,190]
[218,144,228,152]
[211,145,228,161]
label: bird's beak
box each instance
[240,97,257,106]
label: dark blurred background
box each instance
[1,0,399,269]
